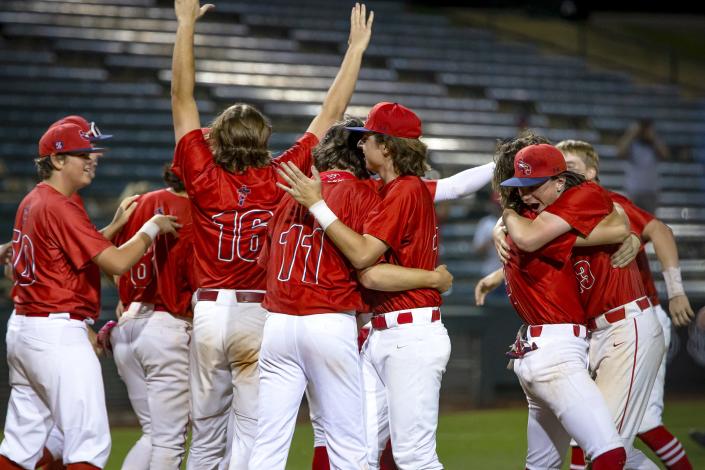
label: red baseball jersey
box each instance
[11,183,112,320]
[505,182,613,325]
[172,129,318,290]
[363,176,441,314]
[114,188,194,317]
[608,191,660,306]
[547,183,646,318]
[262,171,381,315]
[367,177,438,199]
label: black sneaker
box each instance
[689,430,705,448]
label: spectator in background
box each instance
[617,119,670,213]
[472,190,503,278]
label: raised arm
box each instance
[171,0,214,142]
[306,3,374,140]
[574,205,630,247]
[642,218,694,326]
[359,264,453,293]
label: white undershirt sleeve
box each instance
[433,162,496,202]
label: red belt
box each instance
[371,309,441,330]
[529,325,583,338]
[587,297,651,330]
[16,312,86,321]
[196,289,264,304]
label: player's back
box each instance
[172,128,318,290]
[263,172,381,315]
[363,176,441,314]
[572,187,647,318]
[115,188,194,317]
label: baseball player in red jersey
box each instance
[253,117,454,469]
[278,102,457,469]
[556,140,693,470]
[0,123,180,470]
[170,1,374,468]
[98,166,194,470]
[493,140,630,469]
[499,143,665,469]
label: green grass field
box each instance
[104,400,705,469]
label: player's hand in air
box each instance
[348,3,374,53]
[151,215,182,237]
[276,162,324,209]
[433,265,453,294]
[492,219,510,263]
[669,294,695,327]
[611,232,641,268]
[475,268,504,306]
[175,0,214,24]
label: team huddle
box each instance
[0,0,697,469]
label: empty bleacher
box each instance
[1,0,704,313]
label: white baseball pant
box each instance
[362,308,451,470]
[589,299,665,469]
[638,304,672,433]
[249,311,367,470]
[111,303,191,470]
[513,323,623,469]
[0,312,110,468]
[187,290,265,470]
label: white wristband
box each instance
[309,200,338,231]
[662,267,685,299]
[137,220,160,241]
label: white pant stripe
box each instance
[570,465,586,470]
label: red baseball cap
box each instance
[49,115,112,142]
[38,123,105,157]
[345,102,422,139]
[500,144,566,187]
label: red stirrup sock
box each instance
[570,445,586,469]
[591,447,626,470]
[0,455,25,470]
[379,439,397,470]
[311,446,331,470]
[639,426,693,470]
[65,463,100,470]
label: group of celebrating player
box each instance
[0,0,697,469]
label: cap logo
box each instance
[54,141,64,150]
[79,130,91,140]
[517,159,532,176]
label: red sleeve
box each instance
[363,183,413,251]
[609,192,655,237]
[544,182,613,237]
[422,179,437,200]
[540,231,578,263]
[171,129,214,196]
[53,200,113,270]
[272,133,319,181]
